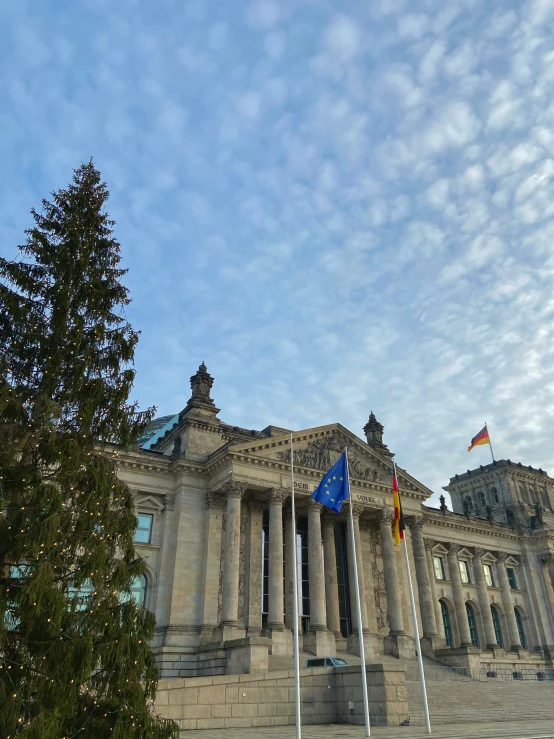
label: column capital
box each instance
[222,480,248,500]
[407,515,424,531]
[424,538,435,551]
[206,491,226,510]
[448,543,462,554]
[380,508,394,524]
[267,487,288,506]
[307,500,323,514]
[496,551,508,563]
[351,503,364,520]
[321,512,337,529]
[472,547,486,559]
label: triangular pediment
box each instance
[221,423,433,499]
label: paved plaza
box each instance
[182,720,554,739]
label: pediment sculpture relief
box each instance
[276,436,390,484]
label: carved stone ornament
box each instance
[321,512,336,529]
[448,543,462,553]
[267,488,288,506]
[307,500,323,513]
[190,362,215,406]
[424,538,435,551]
[472,547,485,559]
[222,481,248,500]
[406,515,424,531]
[541,553,554,565]
[206,492,225,510]
[351,503,364,519]
[277,436,341,471]
[162,493,176,511]
[496,551,508,562]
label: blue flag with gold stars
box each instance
[311,452,350,513]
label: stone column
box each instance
[284,501,300,631]
[307,500,327,630]
[447,544,473,647]
[496,553,522,650]
[347,505,370,634]
[424,539,445,639]
[472,548,498,649]
[200,492,226,640]
[305,500,335,656]
[221,482,246,628]
[379,510,405,634]
[322,513,341,638]
[246,500,264,637]
[548,555,554,593]
[267,488,286,630]
[540,554,554,633]
[408,517,438,638]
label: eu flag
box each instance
[311,452,350,513]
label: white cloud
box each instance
[4,0,554,505]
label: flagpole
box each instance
[485,422,495,463]
[393,460,431,735]
[290,433,302,739]
[345,447,371,737]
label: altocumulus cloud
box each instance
[2,0,554,502]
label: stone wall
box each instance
[155,664,409,732]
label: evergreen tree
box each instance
[0,161,177,738]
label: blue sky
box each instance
[2,0,554,504]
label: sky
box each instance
[2,0,554,505]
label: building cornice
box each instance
[422,508,521,542]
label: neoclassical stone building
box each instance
[119,364,554,677]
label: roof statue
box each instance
[179,362,220,422]
[363,411,392,457]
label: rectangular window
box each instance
[507,567,517,590]
[459,560,470,584]
[433,556,446,581]
[135,513,154,544]
[484,564,494,587]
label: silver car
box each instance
[305,657,349,668]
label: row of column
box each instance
[444,544,522,650]
[216,483,414,640]
[211,482,532,652]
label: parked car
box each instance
[305,657,349,668]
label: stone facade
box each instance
[121,364,554,679]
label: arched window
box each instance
[440,600,454,648]
[130,575,148,607]
[514,608,527,649]
[491,487,500,504]
[490,605,503,648]
[466,603,480,648]
[465,495,474,511]
[478,491,486,508]
[120,575,148,608]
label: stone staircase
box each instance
[268,651,554,726]
[407,677,554,726]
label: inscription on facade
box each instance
[354,494,378,505]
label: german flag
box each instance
[468,426,490,452]
[393,470,405,545]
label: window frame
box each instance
[135,512,154,544]
[490,605,503,648]
[459,560,471,584]
[433,555,446,581]
[466,602,480,648]
[506,567,517,590]
[484,564,495,588]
